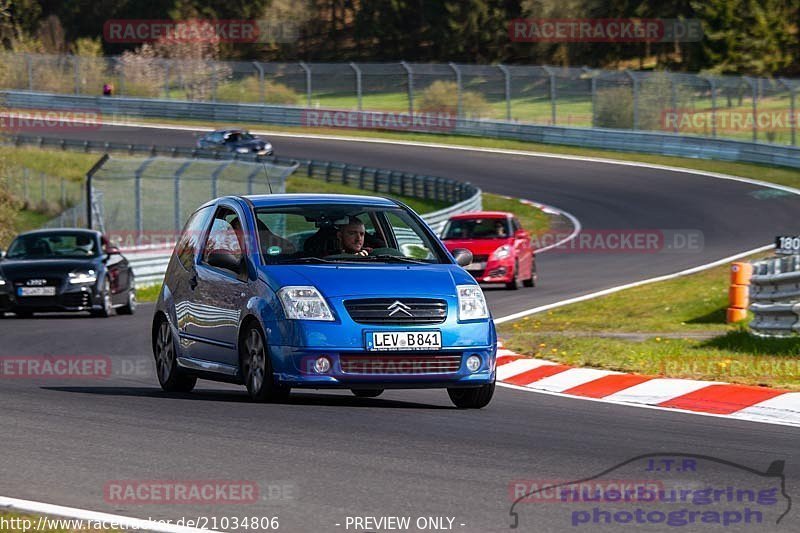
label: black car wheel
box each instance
[14,311,33,319]
[523,261,536,288]
[118,284,136,315]
[153,318,196,393]
[241,324,290,402]
[91,278,113,317]
[351,389,384,398]
[505,260,522,290]
[447,380,495,409]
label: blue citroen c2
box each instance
[153,194,497,408]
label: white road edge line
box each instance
[0,496,219,532]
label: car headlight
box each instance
[0,274,6,286]
[457,285,489,320]
[68,270,97,285]
[492,244,512,260]
[235,146,250,154]
[277,286,334,321]
[263,142,272,151]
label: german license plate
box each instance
[18,286,56,296]
[367,331,442,351]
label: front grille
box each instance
[471,254,489,263]
[340,353,462,375]
[344,298,447,325]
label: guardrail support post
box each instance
[163,60,170,99]
[299,62,312,107]
[350,62,362,111]
[401,61,414,115]
[543,66,557,125]
[253,62,265,104]
[449,62,462,118]
[498,64,511,120]
[582,66,595,128]
[211,161,232,199]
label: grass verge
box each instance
[497,255,800,391]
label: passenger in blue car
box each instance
[336,216,371,256]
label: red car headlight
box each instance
[491,244,512,260]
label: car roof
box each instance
[211,128,249,135]
[449,211,512,220]
[241,193,399,209]
[15,228,101,238]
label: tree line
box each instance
[1,0,798,76]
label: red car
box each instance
[441,211,536,290]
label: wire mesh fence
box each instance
[2,53,799,145]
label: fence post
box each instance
[60,178,66,209]
[23,168,29,205]
[40,172,45,204]
[253,62,265,104]
[26,54,33,91]
[448,62,462,118]
[210,60,217,102]
[350,62,362,111]
[246,167,262,195]
[133,158,155,243]
[173,161,193,232]
[116,57,125,96]
[541,66,557,125]
[497,64,511,120]
[85,154,110,231]
[211,161,232,199]
[299,62,312,107]
[163,60,170,98]
[582,66,595,128]
[401,61,414,115]
[744,77,757,142]
[780,79,796,146]
[73,55,80,95]
[668,71,678,133]
[625,70,639,130]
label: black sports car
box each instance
[196,128,274,156]
[0,229,136,318]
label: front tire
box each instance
[118,285,137,315]
[523,261,536,288]
[153,318,196,393]
[241,324,290,402]
[91,278,113,317]
[505,261,522,290]
[351,389,384,398]
[448,380,495,409]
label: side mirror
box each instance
[207,249,243,273]
[105,246,121,256]
[515,230,528,239]
[452,248,473,267]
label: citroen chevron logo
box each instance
[387,300,413,317]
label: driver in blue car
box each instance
[337,216,371,256]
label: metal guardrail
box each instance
[4,91,800,170]
[749,255,800,336]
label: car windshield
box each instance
[6,232,99,260]
[226,131,255,142]
[254,204,449,265]
[442,218,510,240]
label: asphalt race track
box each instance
[1,124,799,532]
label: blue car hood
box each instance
[259,264,473,298]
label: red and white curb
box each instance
[495,345,800,427]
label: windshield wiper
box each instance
[356,254,429,264]
[274,256,352,264]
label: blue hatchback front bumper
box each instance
[270,345,496,389]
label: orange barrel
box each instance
[729,284,749,309]
[730,262,753,286]
[726,307,748,323]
